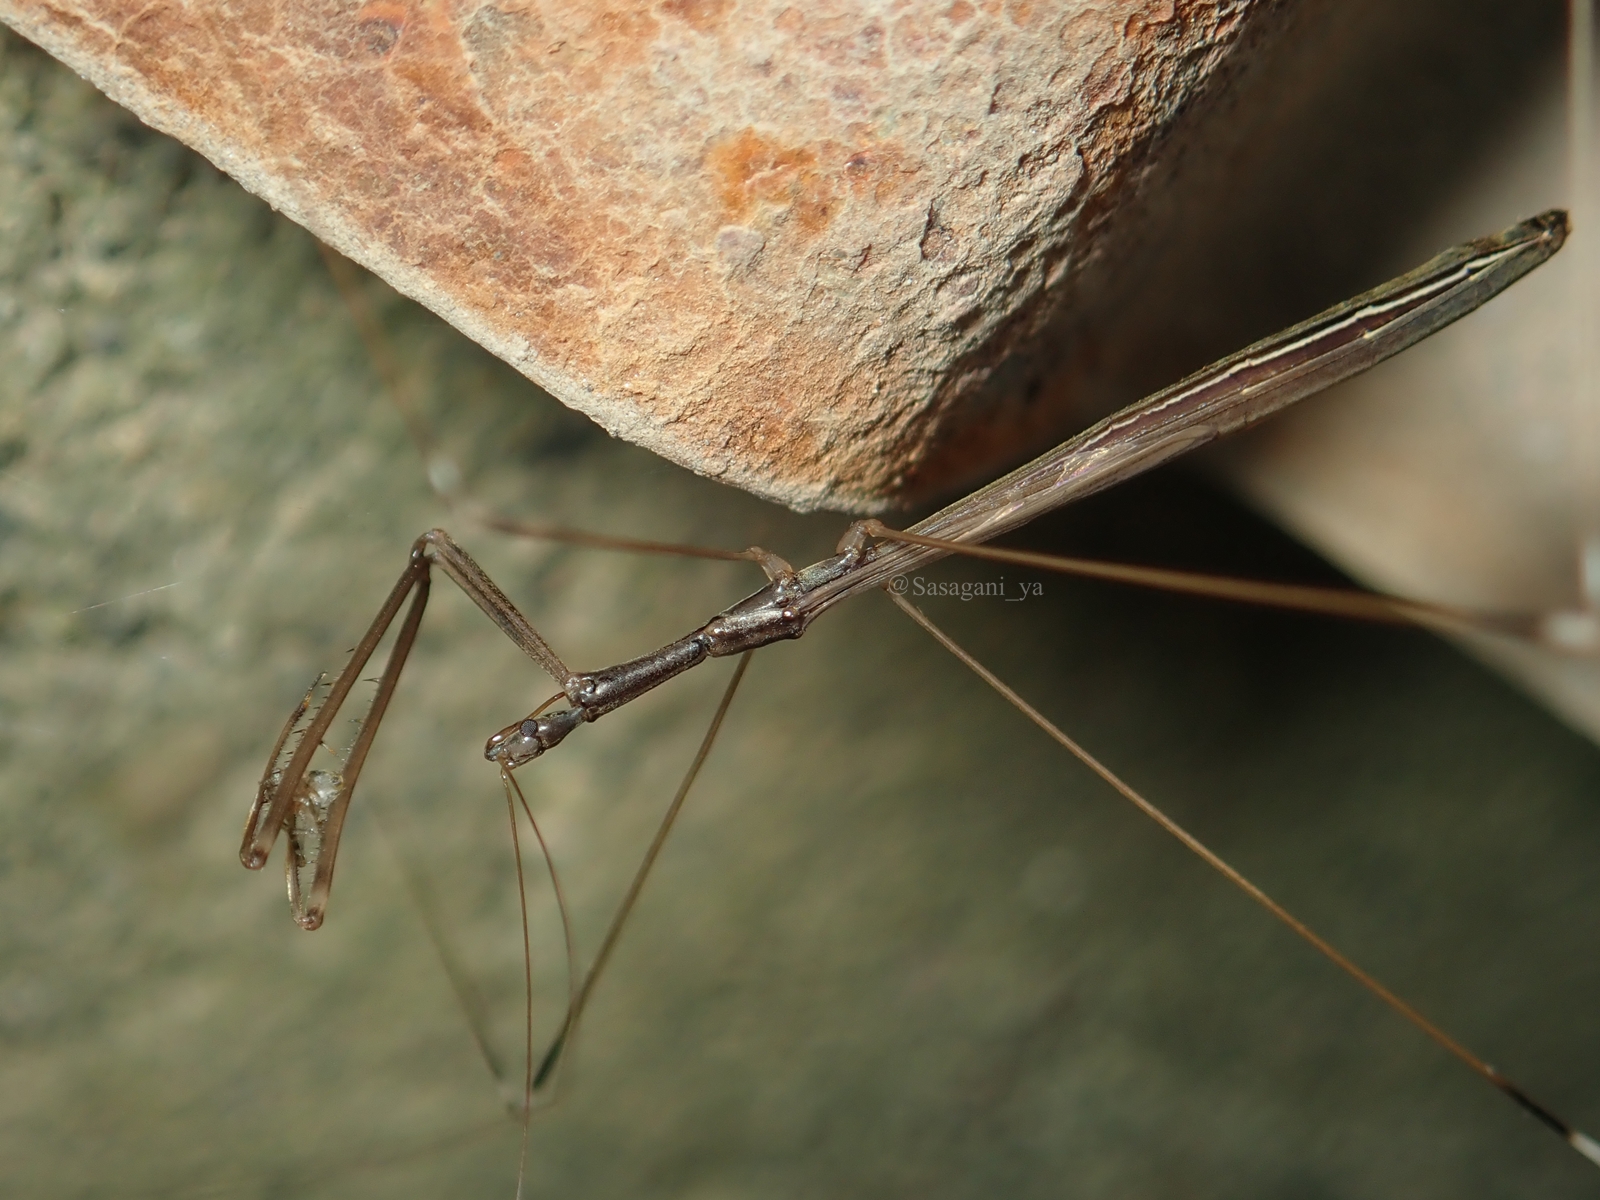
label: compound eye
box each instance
[484,706,584,767]
[484,720,541,766]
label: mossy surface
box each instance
[3,28,1600,1200]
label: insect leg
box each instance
[887,589,1600,1169]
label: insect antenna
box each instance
[888,590,1600,1168]
[530,651,754,1092]
[497,764,577,1200]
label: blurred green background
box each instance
[3,8,1600,1197]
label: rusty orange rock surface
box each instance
[3,0,1269,510]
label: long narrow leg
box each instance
[418,529,572,686]
[857,521,1547,639]
[242,530,579,928]
[368,801,514,1096]
[887,589,1600,1169]
[240,547,429,895]
[531,651,754,1091]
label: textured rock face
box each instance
[8,22,1600,1199]
[0,0,1268,509]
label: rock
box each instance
[5,27,1600,1199]
[0,0,1274,510]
